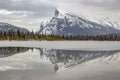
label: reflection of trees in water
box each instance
[0,47,119,72]
[0,47,32,58]
[38,48,120,71]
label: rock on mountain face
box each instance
[38,9,120,35]
[0,22,29,32]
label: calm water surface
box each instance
[0,47,120,80]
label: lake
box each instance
[0,47,120,80]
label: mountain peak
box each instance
[54,9,60,17]
[54,8,67,18]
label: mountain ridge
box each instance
[38,9,120,35]
[0,22,29,33]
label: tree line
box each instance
[0,29,120,41]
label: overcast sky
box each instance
[0,0,120,31]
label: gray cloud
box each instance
[0,0,56,18]
[0,0,55,11]
[81,0,120,11]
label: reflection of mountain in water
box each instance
[0,47,120,72]
[0,47,31,58]
[38,48,120,71]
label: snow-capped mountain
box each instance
[38,9,120,35]
[0,22,29,32]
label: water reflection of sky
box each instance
[0,48,52,71]
[0,47,120,80]
[0,47,120,71]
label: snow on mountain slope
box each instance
[85,16,120,30]
[0,22,29,32]
[38,9,120,35]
